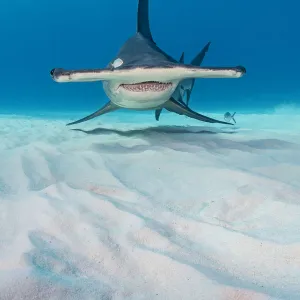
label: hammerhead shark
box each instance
[155,42,211,121]
[50,0,246,126]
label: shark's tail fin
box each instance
[137,0,154,43]
[191,42,211,66]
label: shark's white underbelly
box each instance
[109,95,170,109]
[102,80,179,110]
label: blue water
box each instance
[0,0,299,115]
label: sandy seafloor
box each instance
[0,109,300,300]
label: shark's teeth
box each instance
[120,81,172,92]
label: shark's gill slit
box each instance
[120,81,172,92]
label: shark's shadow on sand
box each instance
[71,125,237,137]
[70,125,300,156]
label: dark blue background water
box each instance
[1,0,299,114]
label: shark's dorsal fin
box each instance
[191,42,211,66]
[179,52,185,63]
[137,0,154,43]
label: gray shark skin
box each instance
[183,41,212,106]
[50,0,246,126]
[155,42,211,121]
[172,51,187,106]
[154,51,186,121]
[177,41,212,107]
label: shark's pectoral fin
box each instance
[178,95,188,107]
[164,98,234,125]
[66,101,119,126]
[155,108,162,121]
[155,96,188,121]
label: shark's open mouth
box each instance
[120,81,172,92]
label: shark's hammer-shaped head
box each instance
[51,61,245,110]
[51,57,245,110]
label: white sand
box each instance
[0,110,300,300]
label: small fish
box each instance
[224,112,236,124]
